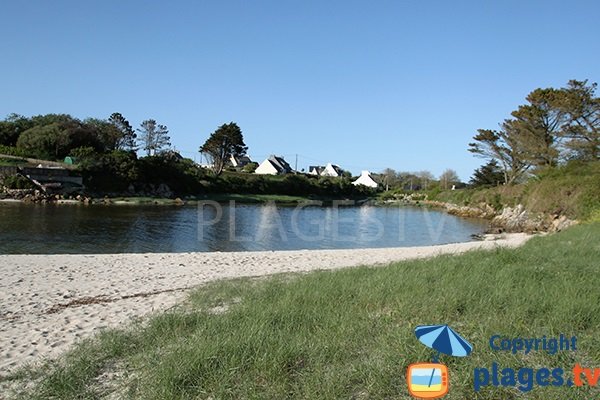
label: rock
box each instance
[488,204,571,233]
[445,203,494,219]
[550,215,577,232]
[156,183,174,198]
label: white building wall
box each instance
[321,163,340,177]
[352,170,378,188]
[255,159,278,175]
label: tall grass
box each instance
[5,223,600,399]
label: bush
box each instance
[0,145,28,157]
[242,162,258,173]
[2,175,36,189]
[16,121,105,161]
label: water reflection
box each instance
[0,202,488,254]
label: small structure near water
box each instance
[1,164,84,194]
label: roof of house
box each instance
[309,165,325,174]
[326,163,343,176]
[231,155,252,163]
[267,155,292,173]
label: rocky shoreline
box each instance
[377,192,577,234]
[406,198,576,234]
[0,187,187,205]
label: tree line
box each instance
[0,111,250,178]
[0,114,374,198]
[378,168,461,191]
[469,79,599,185]
[0,112,172,159]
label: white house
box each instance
[308,162,343,177]
[255,155,293,175]
[321,163,343,177]
[352,170,378,188]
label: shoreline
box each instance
[0,233,532,377]
[0,193,375,206]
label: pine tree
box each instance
[109,112,137,151]
[137,119,170,156]
[469,160,505,187]
[199,122,247,175]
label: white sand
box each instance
[0,233,531,376]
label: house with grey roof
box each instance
[229,155,252,168]
[308,162,344,177]
[255,155,293,175]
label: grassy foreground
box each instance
[6,224,600,399]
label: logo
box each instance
[406,324,473,399]
[407,363,449,399]
[473,334,597,393]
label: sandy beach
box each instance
[0,233,532,377]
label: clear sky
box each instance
[1,1,599,180]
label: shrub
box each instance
[242,162,258,173]
[0,145,28,157]
[2,175,36,189]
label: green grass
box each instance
[5,223,600,399]
[105,197,186,205]
[194,193,313,205]
[429,161,600,220]
[102,194,313,206]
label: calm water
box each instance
[0,202,488,254]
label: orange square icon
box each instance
[406,363,449,399]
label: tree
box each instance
[199,122,248,175]
[439,168,459,190]
[509,88,565,167]
[468,125,531,185]
[469,79,599,182]
[109,112,137,152]
[29,113,74,127]
[137,119,171,156]
[380,168,399,190]
[61,120,105,154]
[397,171,420,190]
[83,118,121,152]
[0,114,33,146]
[469,160,504,187]
[416,170,434,190]
[560,79,600,160]
[16,123,64,159]
[16,117,104,160]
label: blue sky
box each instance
[1,1,599,180]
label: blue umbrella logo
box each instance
[407,324,473,396]
[415,324,473,362]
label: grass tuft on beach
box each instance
[6,223,600,399]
